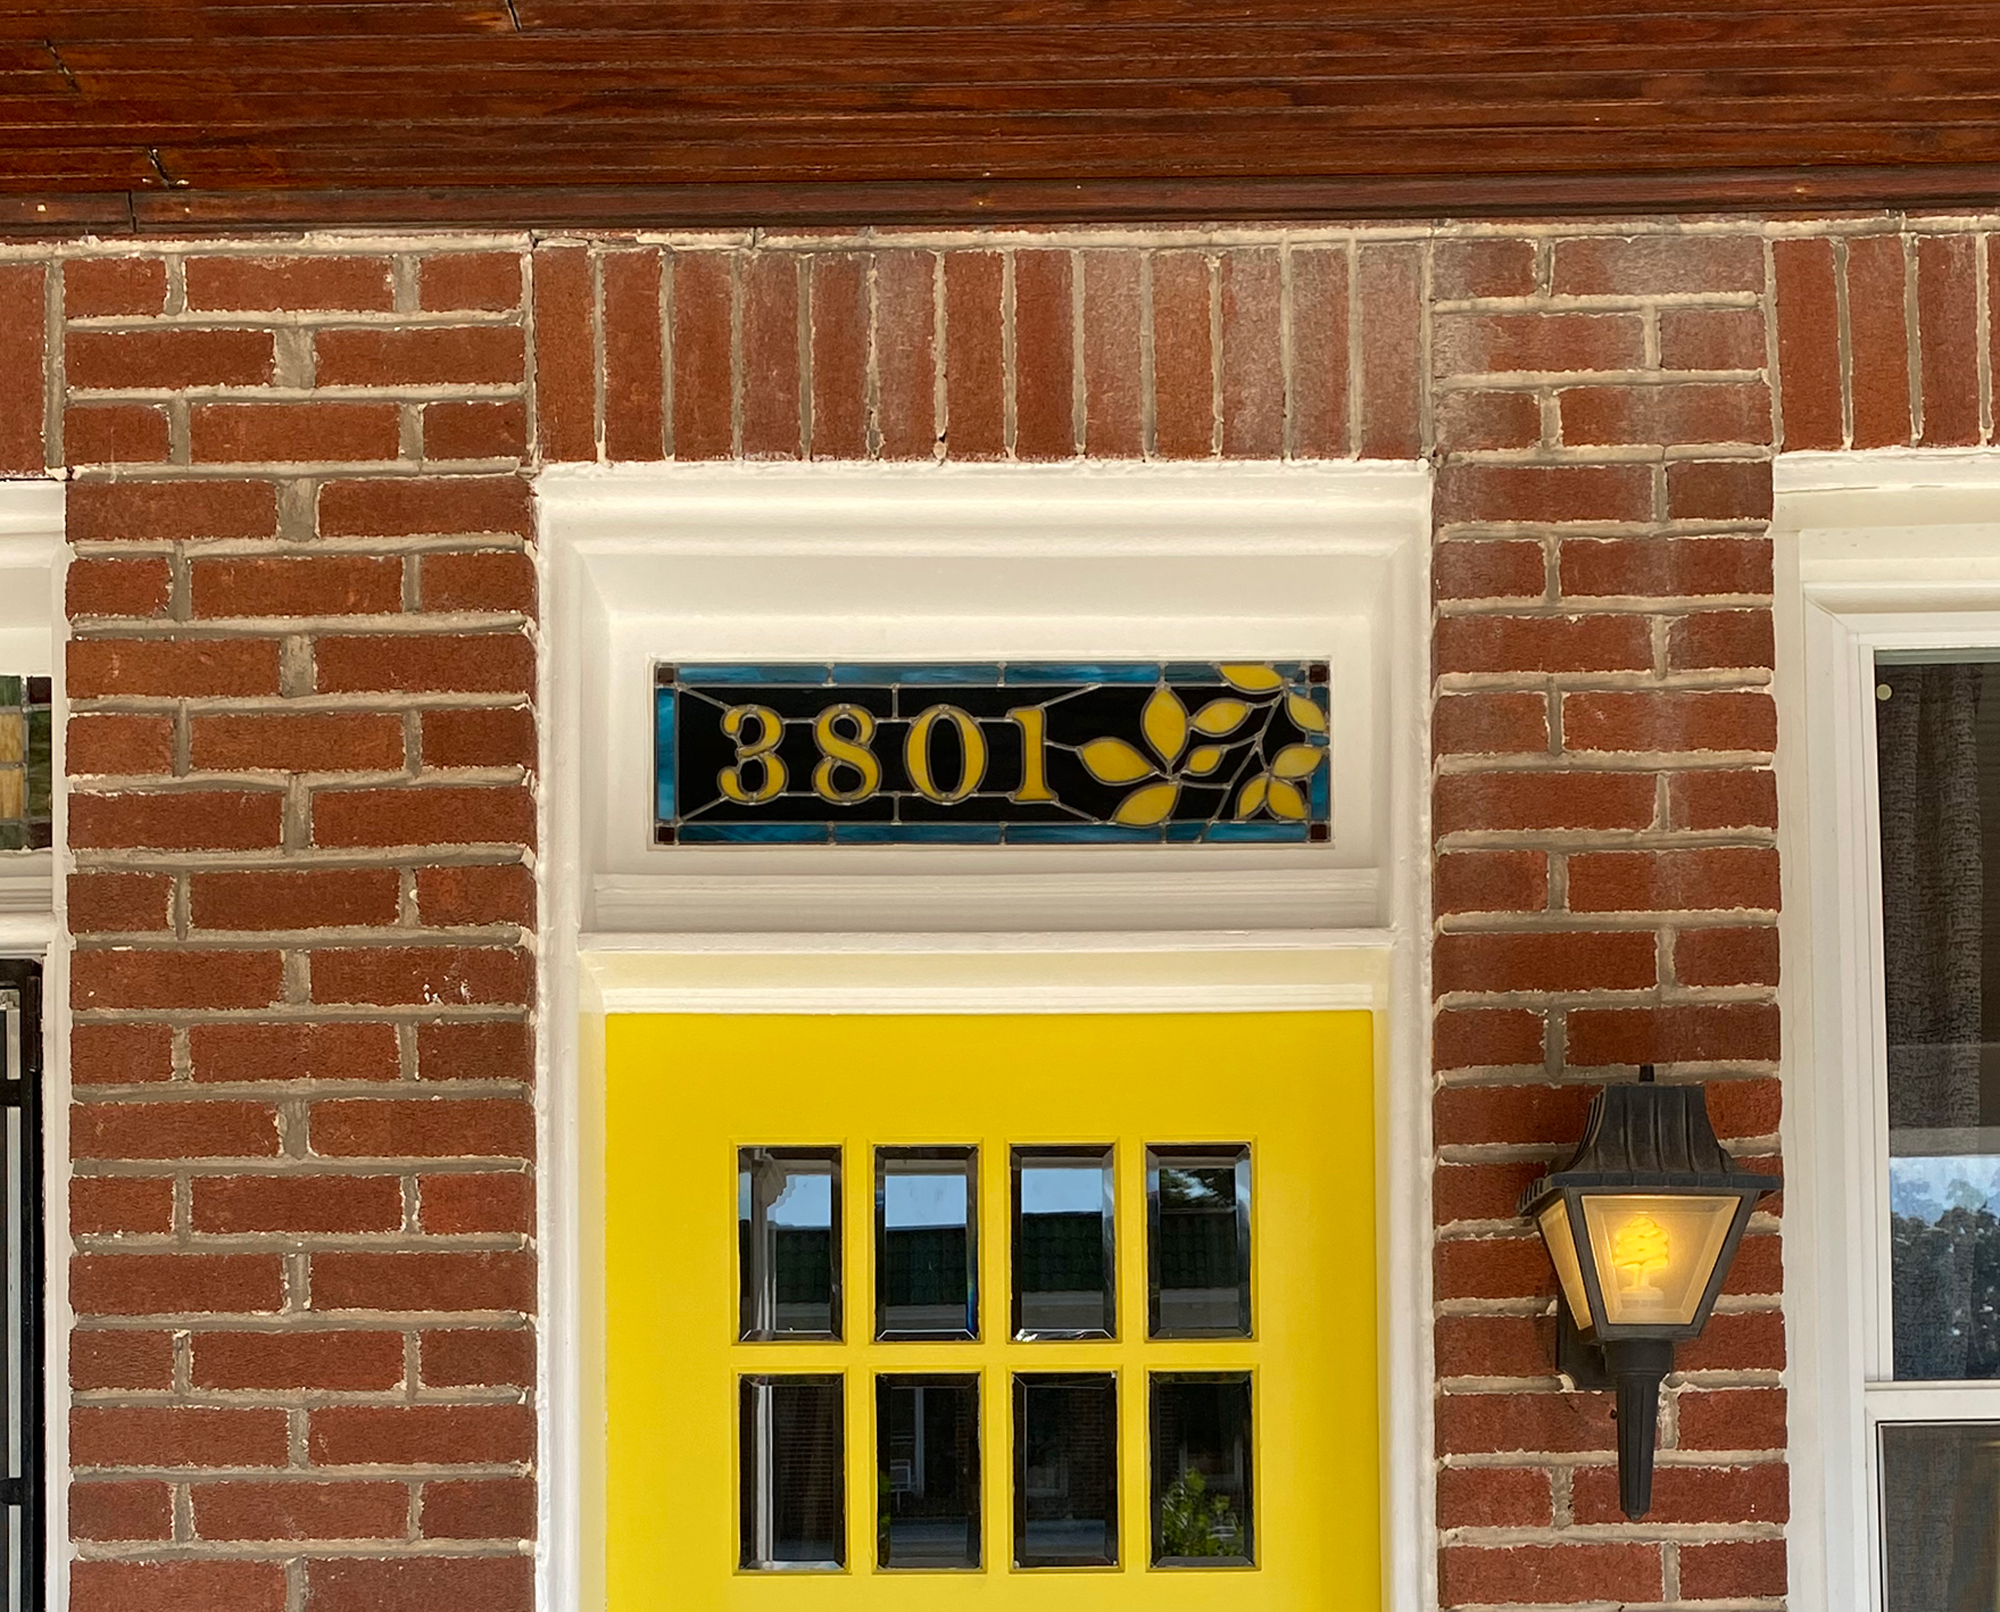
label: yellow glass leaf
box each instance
[1272,743,1325,780]
[1267,779,1308,819]
[1191,697,1252,737]
[1219,663,1284,693]
[1236,774,1269,820]
[1184,744,1226,776]
[1143,685,1188,765]
[1079,737,1155,785]
[1112,780,1180,826]
[1287,692,1328,734]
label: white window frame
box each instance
[533,461,1435,1612]
[1777,449,2000,1612]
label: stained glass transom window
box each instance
[0,678,50,853]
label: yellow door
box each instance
[605,1011,1379,1609]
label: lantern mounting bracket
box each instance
[1555,1306,1614,1391]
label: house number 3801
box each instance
[717,702,1053,807]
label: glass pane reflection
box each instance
[1148,1145,1251,1337]
[876,1374,980,1569]
[876,1149,977,1340]
[739,1375,845,1570]
[739,1148,841,1340]
[1013,1373,1118,1568]
[1012,1147,1115,1339]
[1881,1422,2000,1609]
[1151,1373,1253,1567]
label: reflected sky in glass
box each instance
[740,1169,834,1228]
[1019,1165,1106,1216]
[883,1172,968,1230]
[1891,1154,2000,1223]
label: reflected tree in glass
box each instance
[876,1374,980,1570]
[739,1149,841,1340]
[1012,1373,1117,1567]
[1148,1145,1251,1337]
[1011,1148,1115,1339]
[876,1149,977,1340]
[739,1375,845,1570]
[1150,1374,1253,1567]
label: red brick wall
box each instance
[0,218,1988,1609]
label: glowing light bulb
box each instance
[1612,1213,1671,1292]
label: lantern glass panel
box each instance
[1535,1201,1594,1329]
[1578,1192,1738,1328]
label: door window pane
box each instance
[876,1149,977,1340]
[876,1374,980,1569]
[739,1148,841,1340]
[1148,1145,1251,1337]
[1151,1373,1253,1566]
[1881,1422,2000,1608]
[1012,1373,1117,1568]
[739,1375,845,1570]
[1876,661,2000,1379]
[1012,1148,1115,1339]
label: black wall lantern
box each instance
[1518,1066,1779,1519]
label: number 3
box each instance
[717,705,787,804]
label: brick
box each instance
[0,265,43,473]
[1705,1077,1784,1139]
[1435,1390,1614,1456]
[1435,1313,1550,1380]
[315,324,525,387]
[672,251,735,460]
[878,250,942,459]
[192,1174,405,1235]
[70,1022,172,1085]
[1559,380,1769,448]
[531,243,593,461]
[69,1560,287,1612]
[1572,1460,1787,1526]
[1013,249,1074,460]
[1666,457,1775,522]
[1677,1386,1787,1450]
[1435,1233,1555,1300]
[312,1251,535,1315]
[943,251,1004,459]
[72,948,284,1011]
[1676,924,1780,988]
[424,398,527,461]
[1566,1003,1782,1065]
[420,546,536,614]
[1220,249,1282,458]
[70,634,281,697]
[65,402,170,464]
[1670,767,1778,830]
[422,1476,536,1540]
[1567,846,1780,913]
[191,1021,401,1084]
[192,401,399,464]
[1659,305,1767,372]
[71,1478,173,1540]
[421,705,535,770]
[1357,242,1422,456]
[310,945,532,1006]
[1434,691,1548,756]
[1722,1231,1784,1294]
[71,1329,174,1389]
[1441,1543,1661,1607]
[418,1020,532,1082]
[311,1097,533,1159]
[72,1175,174,1233]
[740,252,802,459]
[185,254,393,312]
[1774,236,1844,451]
[304,1557,534,1612]
[809,252,868,459]
[1552,232,1762,295]
[1918,234,1981,446]
[314,784,533,849]
[601,248,666,461]
[74,1099,278,1160]
[1434,770,1656,835]
[1670,608,1775,671]
[70,788,284,851]
[1081,251,1144,456]
[191,553,403,617]
[420,1327,535,1387]
[190,712,406,773]
[1563,689,1777,754]
[1289,245,1349,459]
[307,1403,535,1466]
[419,1171,533,1233]
[1433,1007,1544,1071]
[67,326,273,389]
[1433,1158,1546,1224]
[1847,234,1913,448]
[193,1329,404,1390]
[1434,930,1656,994]
[1152,250,1213,459]
[64,256,166,317]
[1434,612,1651,674]
[1435,388,1540,452]
[1433,539,1544,602]
[416,863,534,927]
[420,251,522,312]
[72,1253,283,1316]
[1680,1539,1788,1600]
[1678,1307,1786,1372]
[318,474,530,538]
[1432,311,1645,377]
[68,870,172,933]
[67,713,172,777]
[68,477,276,543]
[1436,850,1548,915]
[1433,237,1536,301]
[1436,462,1653,526]
[193,1479,408,1541]
[314,631,533,695]
[67,555,172,619]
